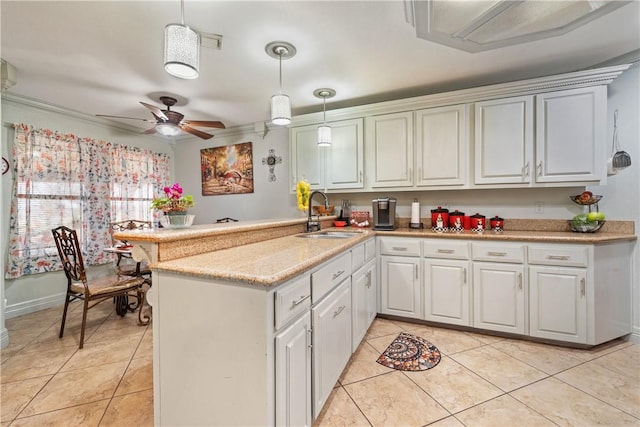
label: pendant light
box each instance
[313,88,335,146]
[265,41,296,126]
[164,0,200,79]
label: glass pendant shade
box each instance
[164,24,200,79]
[155,123,182,136]
[317,125,332,146]
[271,94,291,126]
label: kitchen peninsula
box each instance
[115,218,636,426]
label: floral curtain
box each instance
[5,124,170,279]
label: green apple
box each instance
[587,211,605,221]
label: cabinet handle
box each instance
[308,328,313,349]
[487,251,507,257]
[366,271,372,288]
[415,264,418,279]
[463,268,467,285]
[537,161,542,177]
[437,249,454,254]
[359,170,363,183]
[547,255,570,260]
[333,305,346,318]
[291,294,311,308]
[332,270,345,280]
[392,247,408,251]
[580,278,585,297]
[518,273,522,290]
[522,162,530,179]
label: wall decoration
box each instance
[201,142,254,195]
[2,157,8,175]
[262,148,282,182]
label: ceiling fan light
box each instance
[317,125,332,146]
[271,94,291,126]
[164,24,200,79]
[155,122,182,137]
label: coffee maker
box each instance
[372,197,397,230]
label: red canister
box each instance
[448,210,465,228]
[490,216,504,230]
[470,213,486,230]
[430,206,449,227]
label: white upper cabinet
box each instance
[474,95,534,185]
[535,86,606,183]
[415,105,468,187]
[290,118,363,191]
[365,112,414,188]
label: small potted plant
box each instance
[151,182,195,226]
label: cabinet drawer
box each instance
[472,242,525,264]
[528,244,589,267]
[275,274,311,330]
[365,238,376,261]
[423,240,469,259]
[352,244,365,272]
[379,238,421,257]
[312,252,352,302]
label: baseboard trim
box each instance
[629,326,640,344]
[4,293,65,319]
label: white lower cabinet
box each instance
[352,258,377,351]
[423,258,470,326]
[275,311,312,427]
[312,279,352,419]
[380,255,421,319]
[529,265,587,344]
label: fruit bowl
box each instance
[569,220,605,233]
[570,194,602,205]
[312,205,335,216]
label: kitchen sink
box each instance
[296,231,360,239]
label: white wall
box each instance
[173,125,297,222]
[1,96,174,325]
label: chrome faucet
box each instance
[307,190,329,232]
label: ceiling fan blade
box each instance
[140,102,168,121]
[96,114,156,123]
[180,124,214,140]
[183,120,226,129]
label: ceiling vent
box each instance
[405,0,631,53]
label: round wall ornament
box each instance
[262,149,282,182]
[2,157,8,175]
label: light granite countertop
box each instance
[150,219,635,287]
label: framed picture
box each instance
[200,142,254,195]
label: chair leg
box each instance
[59,294,71,339]
[137,287,151,326]
[79,298,89,349]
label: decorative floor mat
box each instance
[376,332,441,372]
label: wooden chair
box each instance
[110,220,152,279]
[52,226,146,349]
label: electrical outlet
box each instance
[535,201,544,214]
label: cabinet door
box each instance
[365,112,413,188]
[529,266,587,344]
[351,259,377,352]
[380,255,421,319]
[535,86,606,183]
[275,311,312,427]
[473,262,526,334]
[290,125,324,190]
[415,105,468,187]
[423,259,470,326]
[312,280,352,419]
[474,96,534,184]
[326,118,364,190]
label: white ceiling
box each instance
[1,0,639,137]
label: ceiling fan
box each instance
[97,96,225,140]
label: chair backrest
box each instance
[51,226,87,283]
[111,220,152,232]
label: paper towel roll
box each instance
[411,201,420,224]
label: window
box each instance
[5,124,170,279]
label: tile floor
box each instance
[2,304,639,426]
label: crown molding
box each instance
[290,63,632,127]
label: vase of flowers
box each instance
[151,182,196,227]
[296,180,311,214]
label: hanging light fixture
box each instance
[265,41,296,126]
[313,88,336,146]
[164,0,200,79]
